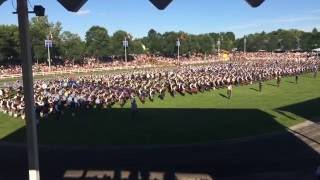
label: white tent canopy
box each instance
[312,48,320,52]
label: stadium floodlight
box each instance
[0,0,6,6]
[123,37,129,63]
[149,0,173,10]
[57,0,88,12]
[13,5,45,17]
[176,39,180,61]
[217,40,221,54]
[245,0,265,7]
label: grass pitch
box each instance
[0,73,319,145]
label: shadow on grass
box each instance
[219,93,229,99]
[278,97,320,122]
[249,87,259,92]
[0,107,319,179]
[285,80,295,84]
[266,83,278,87]
[2,108,284,145]
[274,110,296,120]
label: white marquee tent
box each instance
[312,48,320,52]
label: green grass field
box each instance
[0,73,320,145]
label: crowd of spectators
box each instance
[0,54,213,78]
[0,52,316,78]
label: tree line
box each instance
[1,16,320,64]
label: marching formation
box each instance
[0,53,319,120]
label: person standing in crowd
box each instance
[314,65,318,78]
[277,75,281,87]
[295,74,299,84]
[70,98,76,117]
[227,84,232,99]
[131,98,138,119]
[54,100,62,120]
[259,80,263,92]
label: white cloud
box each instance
[73,9,91,16]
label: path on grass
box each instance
[0,120,319,180]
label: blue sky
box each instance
[1,0,320,39]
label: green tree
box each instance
[29,16,63,63]
[60,31,85,63]
[147,29,164,54]
[131,39,145,54]
[85,26,110,58]
[0,25,19,64]
[161,31,179,56]
[29,16,62,63]
[197,34,214,53]
[110,30,128,56]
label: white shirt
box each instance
[95,98,100,104]
[41,83,47,90]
